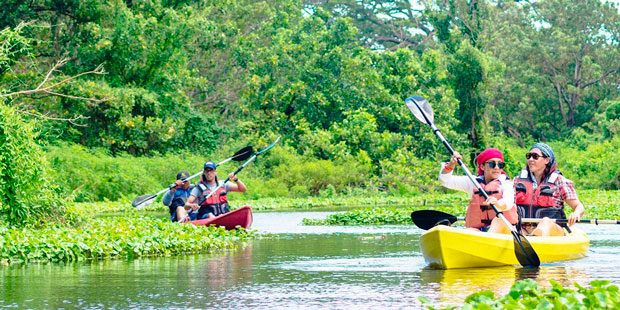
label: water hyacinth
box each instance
[0,216,253,264]
[421,279,620,309]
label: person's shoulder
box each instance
[190,185,201,195]
[556,174,574,185]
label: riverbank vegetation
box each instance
[0,216,252,264]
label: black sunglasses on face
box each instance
[486,161,505,169]
[526,153,546,160]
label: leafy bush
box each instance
[378,148,440,194]
[45,142,215,202]
[45,140,278,202]
[552,138,620,190]
[0,103,72,226]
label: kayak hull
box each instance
[189,205,253,230]
[420,225,589,269]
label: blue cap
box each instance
[176,171,190,180]
[203,161,216,170]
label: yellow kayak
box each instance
[420,225,589,269]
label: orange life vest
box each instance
[514,169,566,219]
[466,176,519,229]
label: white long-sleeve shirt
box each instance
[438,163,515,207]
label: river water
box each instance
[1,211,620,309]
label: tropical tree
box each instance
[483,0,620,139]
[302,0,436,51]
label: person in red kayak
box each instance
[162,170,197,222]
[439,148,519,233]
[184,161,247,220]
[513,143,585,236]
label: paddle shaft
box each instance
[133,147,253,208]
[410,101,515,231]
[524,218,620,224]
[160,154,246,197]
[448,216,619,225]
[407,96,540,267]
[198,137,280,204]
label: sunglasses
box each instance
[486,161,505,169]
[526,153,546,160]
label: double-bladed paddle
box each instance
[131,146,254,209]
[196,136,281,206]
[412,210,620,229]
[405,95,540,267]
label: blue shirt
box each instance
[162,185,195,206]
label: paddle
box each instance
[196,136,281,206]
[412,210,620,228]
[411,210,459,230]
[131,146,254,209]
[405,95,540,267]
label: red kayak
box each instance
[189,205,253,230]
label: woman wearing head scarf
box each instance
[514,143,585,236]
[439,148,519,233]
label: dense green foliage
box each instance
[0,216,252,263]
[422,279,620,310]
[43,137,620,205]
[0,102,75,226]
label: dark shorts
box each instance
[170,211,197,222]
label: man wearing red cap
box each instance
[439,148,519,233]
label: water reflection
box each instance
[198,244,254,288]
[420,264,593,306]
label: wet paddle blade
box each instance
[411,210,458,230]
[232,146,254,161]
[132,194,156,209]
[405,96,434,124]
[512,231,541,267]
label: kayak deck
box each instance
[189,205,253,230]
[420,225,589,269]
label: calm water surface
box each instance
[1,211,620,309]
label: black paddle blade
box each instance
[512,231,541,267]
[411,210,458,230]
[132,194,157,208]
[405,96,434,124]
[232,146,254,161]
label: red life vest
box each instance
[514,169,566,219]
[466,176,519,229]
[196,180,229,217]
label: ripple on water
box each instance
[279,256,427,273]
